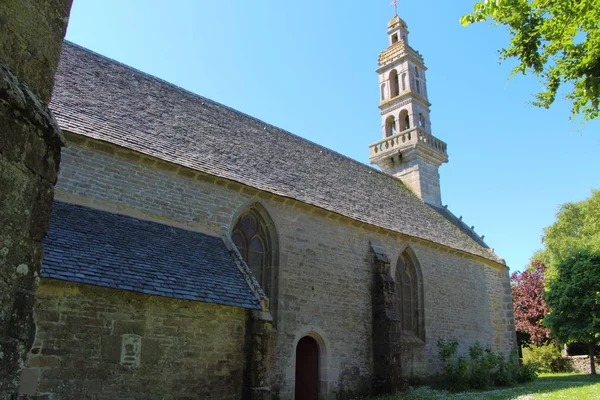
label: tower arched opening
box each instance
[418,113,426,128]
[399,109,410,131]
[389,69,400,98]
[385,115,396,137]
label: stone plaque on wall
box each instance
[120,334,142,369]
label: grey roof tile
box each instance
[50,41,502,264]
[42,201,261,309]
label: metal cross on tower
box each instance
[390,0,399,15]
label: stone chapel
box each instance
[17,13,516,400]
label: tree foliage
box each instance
[511,260,551,346]
[543,249,600,374]
[542,189,600,266]
[461,0,600,120]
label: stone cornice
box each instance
[379,94,431,113]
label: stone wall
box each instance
[48,136,515,398]
[568,356,600,375]
[19,279,248,400]
[0,1,71,396]
[0,0,72,102]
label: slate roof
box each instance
[428,205,489,249]
[50,41,503,265]
[42,201,261,309]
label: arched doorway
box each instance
[295,336,319,400]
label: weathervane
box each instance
[390,0,399,16]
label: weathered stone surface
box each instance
[21,279,248,400]
[245,310,273,400]
[371,246,402,395]
[0,1,71,395]
[0,63,63,397]
[47,139,516,399]
[0,0,73,102]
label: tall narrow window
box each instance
[414,67,421,94]
[232,207,278,311]
[395,250,424,340]
[385,115,396,137]
[418,113,426,128]
[389,70,399,98]
[402,73,407,92]
[399,109,410,131]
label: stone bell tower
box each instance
[369,14,448,207]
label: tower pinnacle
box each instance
[369,15,448,207]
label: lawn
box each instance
[370,373,600,399]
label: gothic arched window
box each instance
[395,250,424,340]
[232,207,277,305]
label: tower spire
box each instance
[369,15,448,207]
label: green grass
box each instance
[369,373,600,400]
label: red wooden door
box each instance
[295,336,319,400]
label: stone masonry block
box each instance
[0,158,55,241]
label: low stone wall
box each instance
[19,279,249,400]
[568,355,600,374]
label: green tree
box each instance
[542,189,600,266]
[461,0,600,121]
[543,249,600,374]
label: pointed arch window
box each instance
[395,250,424,340]
[232,208,277,303]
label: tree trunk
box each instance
[589,343,596,375]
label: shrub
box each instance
[523,343,574,373]
[515,362,538,383]
[436,339,469,391]
[492,354,512,386]
[468,342,498,388]
[436,339,538,391]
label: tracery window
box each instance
[395,250,423,339]
[232,208,273,298]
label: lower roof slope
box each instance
[50,42,502,265]
[42,201,261,309]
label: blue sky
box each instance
[64,0,600,272]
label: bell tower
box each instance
[369,14,448,207]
